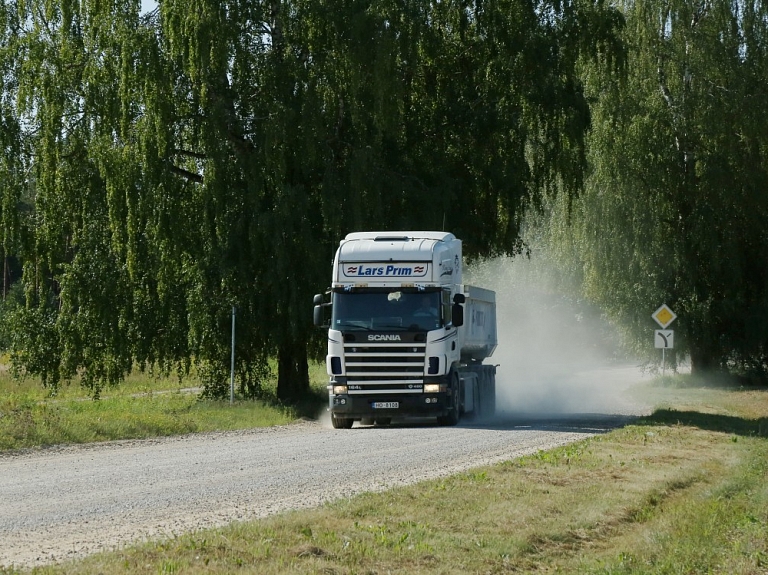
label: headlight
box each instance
[333,385,348,395]
[423,384,441,393]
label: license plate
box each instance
[372,402,399,409]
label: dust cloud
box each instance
[317,404,333,428]
[467,256,650,418]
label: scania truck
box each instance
[313,231,497,428]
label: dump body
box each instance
[313,231,497,428]
[460,285,498,362]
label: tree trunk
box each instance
[277,341,309,402]
[689,343,716,377]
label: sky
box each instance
[140,0,157,15]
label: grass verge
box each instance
[3,375,767,574]
[0,362,327,451]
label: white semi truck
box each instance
[313,231,497,428]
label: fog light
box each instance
[333,385,348,395]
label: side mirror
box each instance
[452,303,464,327]
[453,293,466,304]
[313,305,326,327]
[313,293,331,328]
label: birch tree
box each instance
[0,0,625,397]
[562,0,768,376]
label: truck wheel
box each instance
[331,414,354,429]
[437,375,460,426]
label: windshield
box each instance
[331,290,442,331]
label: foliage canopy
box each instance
[0,0,623,397]
[545,0,768,377]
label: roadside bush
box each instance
[0,282,24,351]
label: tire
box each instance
[478,366,496,418]
[331,414,354,429]
[486,369,496,417]
[437,374,460,426]
[463,374,479,421]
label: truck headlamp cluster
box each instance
[333,385,348,395]
[423,383,446,394]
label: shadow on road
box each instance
[349,412,640,434]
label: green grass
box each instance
[3,373,767,574]
[0,360,328,451]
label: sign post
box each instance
[652,304,677,378]
[230,306,236,405]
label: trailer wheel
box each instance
[437,373,460,426]
[331,414,354,429]
[486,368,496,417]
[478,365,496,418]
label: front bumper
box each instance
[329,392,451,419]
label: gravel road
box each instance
[0,366,649,569]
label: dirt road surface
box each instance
[0,365,649,569]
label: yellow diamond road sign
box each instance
[652,304,677,329]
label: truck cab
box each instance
[314,232,496,428]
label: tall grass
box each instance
[0,360,328,451]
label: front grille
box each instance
[344,342,426,394]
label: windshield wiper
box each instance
[372,323,408,330]
[335,321,373,331]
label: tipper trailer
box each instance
[313,231,498,428]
